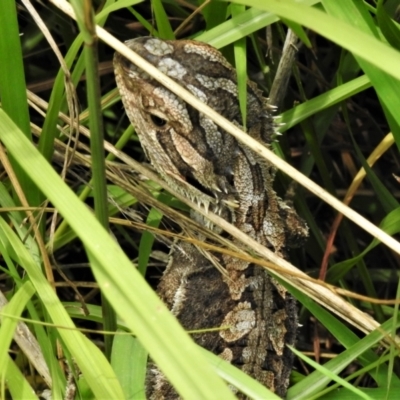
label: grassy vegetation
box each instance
[1,0,400,399]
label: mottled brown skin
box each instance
[114,37,308,399]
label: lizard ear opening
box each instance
[150,114,168,127]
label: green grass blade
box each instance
[201,348,281,399]
[138,206,163,276]
[197,0,321,48]
[0,0,39,206]
[0,282,36,375]
[288,285,398,392]
[227,0,400,82]
[71,0,116,358]
[0,216,125,399]
[290,347,374,400]
[288,318,400,399]
[328,207,400,282]
[152,0,175,39]
[232,4,247,130]
[111,334,147,400]
[377,1,400,50]
[280,75,370,131]
[321,0,400,147]
[5,356,39,400]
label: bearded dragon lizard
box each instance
[114,37,308,399]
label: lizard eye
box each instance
[150,114,168,127]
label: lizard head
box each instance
[113,37,267,211]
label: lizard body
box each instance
[114,37,308,398]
